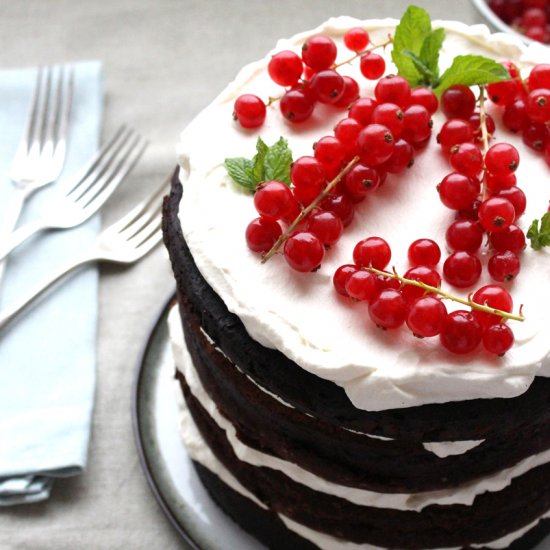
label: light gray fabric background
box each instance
[0,0,485,548]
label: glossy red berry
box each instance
[254,181,294,220]
[440,310,482,354]
[334,118,362,152]
[382,139,414,173]
[401,266,442,302]
[522,122,548,151]
[291,156,325,189]
[450,142,483,177]
[443,251,482,288]
[409,87,438,114]
[437,119,474,151]
[233,94,266,128]
[485,143,520,177]
[478,197,516,232]
[445,219,484,252]
[471,285,513,327]
[468,112,496,142]
[489,224,526,254]
[334,76,360,108]
[529,64,550,90]
[487,78,520,106]
[284,231,325,272]
[314,136,346,170]
[368,289,408,329]
[372,103,404,137]
[488,250,521,281]
[333,264,358,296]
[482,323,515,355]
[307,210,344,246]
[360,52,386,80]
[441,85,476,119]
[374,75,411,107]
[348,98,378,126]
[302,34,337,71]
[268,51,303,87]
[310,69,345,104]
[408,239,441,267]
[356,124,395,166]
[345,270,378,302]
[344,163,380,196]
[280,89,315,123]
[407,296,448,337]
[495,187,526,218]
[438,172,480,211]
[353,236,391,269]
[321,194,354,226]
[344,27,370,51]
[502,98,529,133]
[526,88,550,122]
[402,104,432,144]
[245,217,282,252]
[486,172,517,192]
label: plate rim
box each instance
[131,289,202,550]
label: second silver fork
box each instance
[0,126,148,262]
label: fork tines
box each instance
[66,126,148,210]
[25,65,74,162]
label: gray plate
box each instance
[131,292,261,550]
[132,294,550,550]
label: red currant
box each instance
[245,217,282,252]
[233,94,266,129]
[268,51,303,87]
[345,270,378,302]
[488,250,521,281]
[485,143,520,177]
[450,143,483,177]
[407,296,447,337]
[478,197,516,232]
[353,236,391,269]
[487,77,520,106]
[441,85,476,119]
[254,180,294,220]
[526,88,550,122]
[495,187,526,218]
[502,98,528,133]
[307,210,344,246]
[440,310,482,354]
[334,76,360,108]
[489,224,526,254]
[401,266,442,302]
[372,103,404,138]
[437,119,474,151]
[357,124,394,166]
[360,52,386,80]
[283,231,325,272]
[348,98,378,126]
[443,251,482,288]
[344,27,369,52]
[314,136,346,170]
[321,194,354,226]
[437,172,480,211]
[445,219,484,252]
[471,285,513,327]
[468,112,496,142]
[280,89,315,123]
[344,163,380,196]
[310,69,345,104]
[301,34,337,71]
[482,323,514,355]
[529,64,550,90]
[486,172,517,192]
[374,75,411,107]
[402,104,432,144]
[333,264,358,297]
[369,289,408,329]
[382,139,414,173]
[291,156,325,189]
[409,87,438,114]
[408,239,441,267]
[334,118,362,153]
[522,122,548,151]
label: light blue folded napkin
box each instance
[0,61,103,505]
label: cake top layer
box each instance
[177,16,550,411]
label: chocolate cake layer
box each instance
[194,460,550,550]
[162,169,550,443]
[180,373,550,549]
[177,298,550,492]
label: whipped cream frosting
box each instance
[169,306,550,512]
[177,17,550,411]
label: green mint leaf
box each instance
[420,27,445,80]
[224,137,294,192]
[264,137,292,184]
[527,212,550,250]
[392,5,432,86]
[434,55,509,95]
[224,157,256,191]
[252,137,268,183]
[402,50,436,86]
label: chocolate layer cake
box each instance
[162,15,550,549]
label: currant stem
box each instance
[333,35,394,69]
[364,266,526,322]
[261,155,360,263]
[478,86,491,200]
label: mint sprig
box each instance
[392,5,509,94]
[527,212,550,250]
[224,137,293,192]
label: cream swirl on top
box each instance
[177,17,550,411]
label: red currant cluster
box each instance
[245,72,437,272]
[490,63,550,166]
[232,27,390,128]
[488,0,550,43]
[333,236,517,355]
[435,82,526,287]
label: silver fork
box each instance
[0,179,168,331]
[0,126,148,262]
[1,65,74,281]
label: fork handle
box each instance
[0,187,32,284]
[0,220,49,262]
[0,250,97,331]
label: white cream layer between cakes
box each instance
[177,17,550,411]
[169,306,550,513]
[170,308,550,549]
